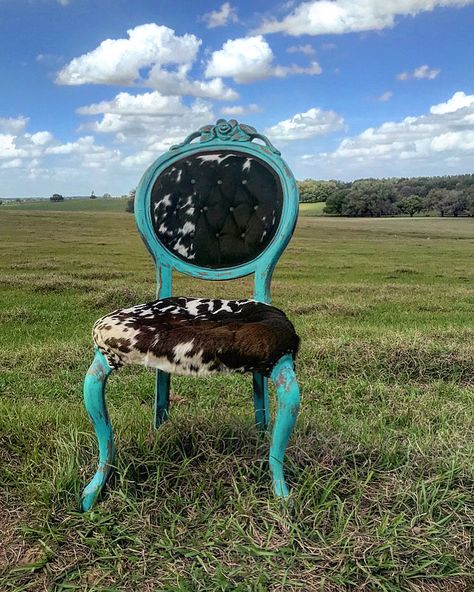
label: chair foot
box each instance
[269,355,300,498]
[81,349,115,512]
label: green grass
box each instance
[299,201,326,215]
[2,197,129,212]
[0,202,473,591]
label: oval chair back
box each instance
[134,119,299,303]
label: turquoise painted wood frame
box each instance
[134,119,299,427]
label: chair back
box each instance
[135,119,299,302]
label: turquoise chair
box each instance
[81,119,301,511]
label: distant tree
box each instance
[126,189,136,213]
[399,194,424,217]
[297,179,343,203]
[425,189,450,217]
[102,193,112,199]
[342,180,399,217]
[50,193,64,202]
[324,188,350,215]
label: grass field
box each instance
[0,200,473,591]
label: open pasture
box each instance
[0,202,473,591]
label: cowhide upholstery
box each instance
[93,297,299,376]
[151,151,283,268]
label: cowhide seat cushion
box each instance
[93,297,299,376]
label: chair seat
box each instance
[93,296,299,376]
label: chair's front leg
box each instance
[269,354,300,498]
[253,372,270,431]
[81,349,115,512]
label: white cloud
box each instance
[0,116,29,135]
[430,91,474,113]
[146,65,238,100]
[286,44,315,55]
[220,104,262,116]
[301,91,474,178]
[77,92,185,116]
[56,23,201,85]
[397,64,440,80]
[377,91,393,102]
[55,23,237,101]
[265,107,345,141]
[202,2,238,28]
[205,35,322,83]
[257,0,474,36]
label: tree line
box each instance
[297,175,474,217]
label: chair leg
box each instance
[81,349,115,512]
[154,370,170,429]
[253,372,270,431]
[269,354,300,498]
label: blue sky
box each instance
[1,0,474,197]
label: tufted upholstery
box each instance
[150,150,283,268]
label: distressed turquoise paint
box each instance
[269,354,301,498]
[81,349,115,512]
[134,120,299,432]
[153,265,172,428]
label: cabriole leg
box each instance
[81,349,115,512]
[154,369,170,429]
[253,372,270,431]
[269,354,300,498]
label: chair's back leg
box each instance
[81,349,115,512]
[269,355,300,498]
[253,372,270,430]
[154,369,170,429]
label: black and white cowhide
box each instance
[93,297,299,376]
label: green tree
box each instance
[399,195,424,217]
[125,189,135,213]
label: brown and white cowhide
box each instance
[93,297,299,376]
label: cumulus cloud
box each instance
[397,64,440,80]
[0,116,29,135]
[77,92,185,116]
[257,0,474,36]
[55,23,237,100]
[202,2,238,28]
[265,107,345,141]
[146,65,238,100]
[56,23,201,85]
[300,91,474,178]
[204,35,322,83]
[220,104,262,116]
[430,91,474,113]
[0,115,122,196]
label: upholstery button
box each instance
[241,232,246,238]
[242,180,248,185]
[203,206,208,211]
[215,232,220,238]
[190,179,196,184]
[217,180,223,185]
[229,206,234,212]
[254,205,259,210]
